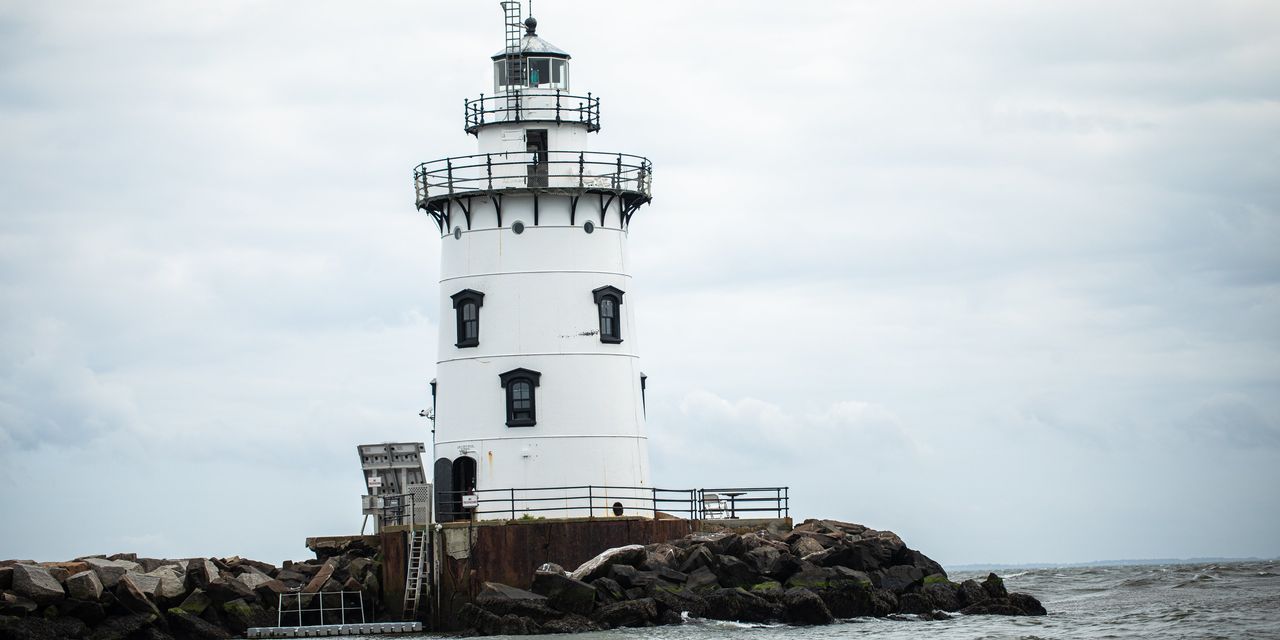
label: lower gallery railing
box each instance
[407,485,789,523]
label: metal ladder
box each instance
[401,529,428,621]
[500,1,525,117]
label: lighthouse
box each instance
[415,3,654,521]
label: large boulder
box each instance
[0,591,39,616]
[530,570,596,616]
[898,592,932,615]
[59,598,107,625]
[116,574,161,616]
[66,571,104,602]
[592,597,658,629]
[123,572,161,599]
[703,587,781,623]
[922,580,961,611]
[677,545,715,574]
[11,565,66,605]
[589,577,626,604]
[475,582,560,623]
[640,544,681,572]
[958,579,988,607]
[0,567,12,590]
[713,555,758,589]
[540,614,601,634]
[1008,592,1048,616]
[173,589,212,616]
[144,567,187,603]
[458,603,542,636]
[81,558,139,589]
[570,545,647,583]
[184,559,220,591]
[819,582,895,618]
[301,559,337,594]
[982,573,1008,599]
[685,566,719,592]
[790,536,825,558]
[205,576,256,605]
[0,615,88,640]
[782,587,834,625]
[165,608,231,640]
[879,565,924,593]
[220,598,272,635]
[649,587,708,618]
[86,612,158,640]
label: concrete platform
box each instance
[246,622,423,638]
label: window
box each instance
[529,58,551,87]
[451,289,485,348]
[499,368,542,427]
[592,285,625,344]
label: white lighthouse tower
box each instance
[415,3,654,521]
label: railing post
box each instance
[486,154,493,190]
[447,159,454,196]
[555,90,562,124]
[297,592,302,626]
[341,591,346,625]
[615,154,623,190]
[587,485,593,518]
[651,487,657,517]
[578,152,585,188]
[511,488,516,520]
[319,591,325,625]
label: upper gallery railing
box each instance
[465,90,601,134]
[414,150,652,208]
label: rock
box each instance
[58,598,106,625]
[40,562,90,581]
[273,569,306,588]
[174,589,212,616]
[144,567,186,603]
[649,587,708,618]
[982,573,1008,599]
[1,591,39,616]
[959,597,1024,616]
[703,587,781,623]
[220,598,272,634]
[86,612,158,640]
[920,610,952,621]
[640,544,681,571]
[184,559,220,591]
[898,592,932,615]
[677,545,715,574]
[0,567,11,590]
[475,583,560,622]
[651,566,688,585]
[684,566,719,592]
[131,626,176,640]
[818,582,891,618]
[790,536,825,558]
[530,571,596,616]
[81,559,134,590]
[879,565,924,593]
[123,572,161,598]
[0,615,88,640]
[605,564,639,588]
[108,553,138,563]
[116,574,160,616]
[346,558,373,583]
[688,532,741,556]
[922,580,961,611]
[301,558,337,594]
[589,577,626,604]
[459,602,542,636]
[785,567,835,590]
[958,579,988,607]
[902,549,946,578]
[253,579,288,607]
[570,545,647,583]
[782,587,834,625]
[843,533,904,571]
[714,554,758,589]
[1009,592,1047,616]
[11,565,66,605]
[205,576,255,605]
[541,614,600,634]
[592,597,658,628]
[236,571,272,592]
[166,608,233,640]
[66,571,104,602]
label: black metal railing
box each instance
[465,90,601,134]
[433,485,788,523]
[275,591,365,627]
[413,150,652,208]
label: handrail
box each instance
[413,150,653,208]
[429,484,789,523]
[464,90,601,134]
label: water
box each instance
[337,561,1280,639]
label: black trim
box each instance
[592,285,625,344]
[499,368,542,428]
[451,289,485,348]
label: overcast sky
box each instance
[2,0,1278,567]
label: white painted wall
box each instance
[432,82,652,518]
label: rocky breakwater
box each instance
[0,539,383,640]
[459,518,1046,634]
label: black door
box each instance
[527,129,548,188]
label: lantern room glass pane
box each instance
[529,58,551,87]
[494,61,507,91]
[551,59,567,89]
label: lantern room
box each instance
[492,17,571,92]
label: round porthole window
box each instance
[453,226,462,240]
[512,221,525,235]
[584,221,595,234]
[612,501,624,516]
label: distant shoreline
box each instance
[948,557,1276,572]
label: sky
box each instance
[1,0,1278,567]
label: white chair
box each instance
[702,493,728,519]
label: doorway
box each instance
[526,129,548,188]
